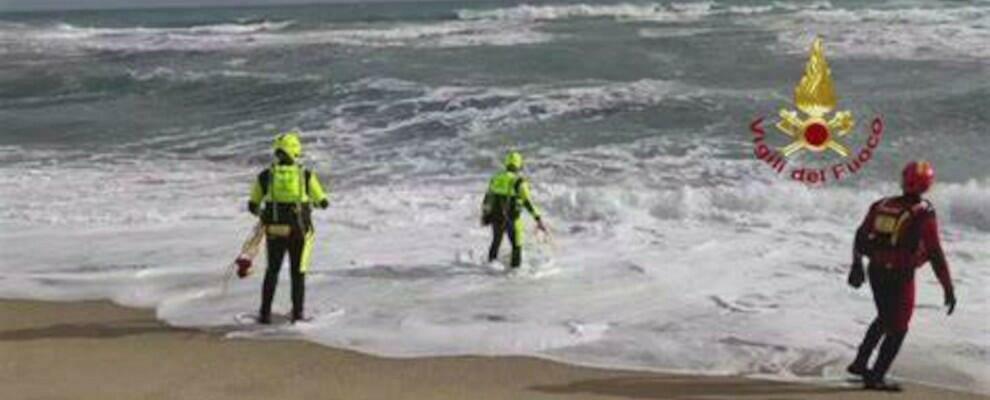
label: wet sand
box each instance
[1,300,985,400]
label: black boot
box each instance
[848,319,884,377]
[290,269,305,323]
[259,268,279,325]
[864,375,902,392]
[864,331,907,391]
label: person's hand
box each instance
[944,289,956,316]
[318,199,329,209]
[536,218,549,234]
[847,261,865,289]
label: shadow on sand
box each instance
[531,375,854,399]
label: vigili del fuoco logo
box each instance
[750,38,884,185]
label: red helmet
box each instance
[902,160,935,195]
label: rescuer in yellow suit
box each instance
[248,132,328,324]
[482,151,547,269]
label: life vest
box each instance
[483,171,526,223]
[866,197,931,269]
[260,164,313,229]
[269,164,310,203]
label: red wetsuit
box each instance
[854,195,953,332]
[849,194,954,386]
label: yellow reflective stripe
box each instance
[300,229,315,273]
[308,171,329,204]
[513,218,525,246]
[890,210,912,246]
[249,180,264,204]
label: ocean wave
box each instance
[125,67,323,84]
[0,18,550,55]
[331,77,720,131]
[281,21,552,48]
[305,77,728,176]
[0,66,326,109]
[48,19,296,36]
[546,176,990,233]
[456,2,716,23]
[455,1,834,22]
[0,19,292,55]
[759,6,990,61]
[638,27,715,38]
[3,142,989,234]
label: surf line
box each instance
[750,116,884,185]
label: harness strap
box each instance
[877,198,930,247]
[269,163,277,222]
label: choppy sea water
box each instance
[1,0,988,393]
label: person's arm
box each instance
[481,179,494,225]
[248,171,267,215]
[921,210,955,315]
[848,202,875,288]
[517,178,547,232]
[517,179,541,220]
[308,170,330,209]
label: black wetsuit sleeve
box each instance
[248,169,270,215]
[259,169,271,194]
[853,201,878,261]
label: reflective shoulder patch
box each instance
[873,214,899,234]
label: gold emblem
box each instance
[776,38,855,157]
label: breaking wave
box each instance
[760,6,990,61]
[0,18,550,55]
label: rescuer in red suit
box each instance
[846,160,957,391]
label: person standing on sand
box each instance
[846,160,956,391]
[246,131,329,324]
[481,151,548,270]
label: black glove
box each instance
[318,199,329,209]
[945,289,956,316]
[847,261,865,289]
[248,202,260,216]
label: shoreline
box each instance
[2,299,986,400]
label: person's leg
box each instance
[260,237,288,323]
[287,233,306,321]
[849,318,884,375]
[508,217,523,268]
[867,275,915,390]
[867,330,907,388]
[853,266,894,378]
[488,220,506,262]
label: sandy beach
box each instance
[0,300,984,400]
